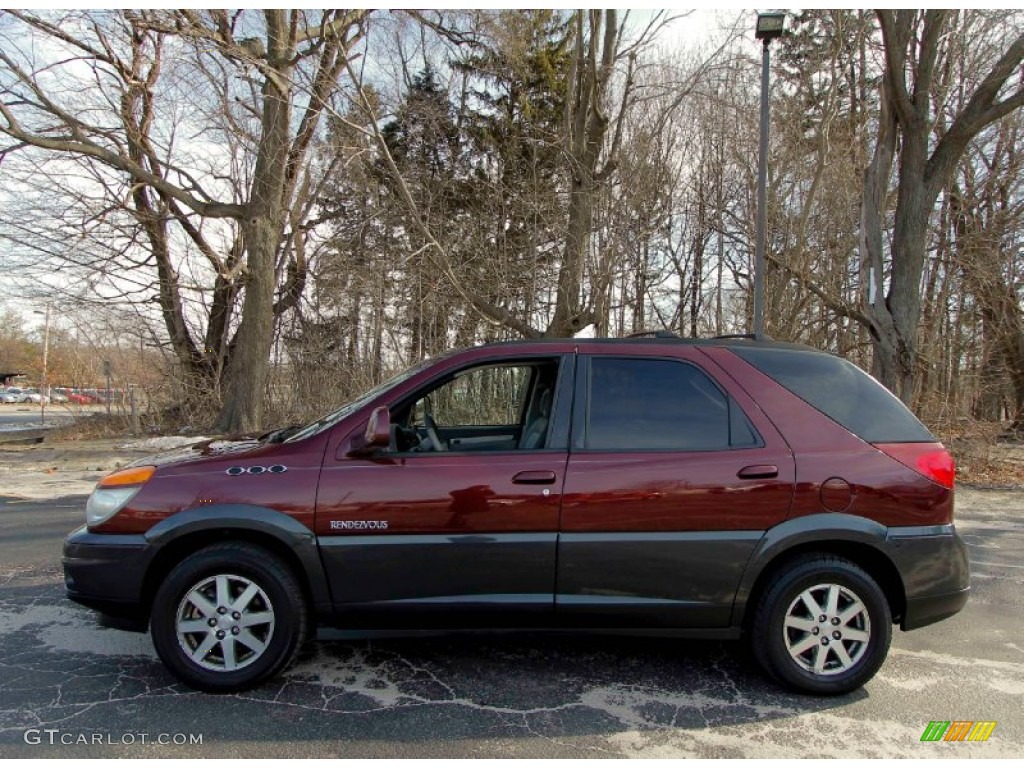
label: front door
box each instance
[316,353,573,627]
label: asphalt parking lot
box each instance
[0,489,1021,758]
[0,403,108,432]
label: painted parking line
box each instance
[0,502,82,508]
[970,560,1024,569]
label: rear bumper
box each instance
[902,587,970,631]
[884,524,970,630]
[63,525,150,626]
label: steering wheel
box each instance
[422,400,446,452]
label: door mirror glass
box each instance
[348,406,390,456]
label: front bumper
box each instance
[885,524,970,630]
[63,525,151,627]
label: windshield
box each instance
[284,357,437,443]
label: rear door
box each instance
[556,345,795,627]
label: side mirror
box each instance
[347,406,390,456]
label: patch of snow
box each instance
[0,421,63,432]
[119,436,212,451]
[203,441,240,451]
[0,470,103,499]
[0,603,155,658]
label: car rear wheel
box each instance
[151,542,307,692]
[751,555,891,695]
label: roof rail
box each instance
[712,333,774,341]
[625,330,680,339]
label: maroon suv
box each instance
[63,336,968,694]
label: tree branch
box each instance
[914,10,948,113]
[926,31,1024,194]
[340,61,542,339]
[766,252,871,328]
[876,10,917,129]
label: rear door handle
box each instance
[737,464,778,479]
[512,470,557,485]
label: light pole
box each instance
[753,11,785,337]
[33,304,51,426]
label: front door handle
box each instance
[512,470,557,485]
[738,464,778,479]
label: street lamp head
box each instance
[755,11,786,42]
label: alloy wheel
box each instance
[782,582,871,676]
[175,573,276,672]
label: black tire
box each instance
[150,542,308,693]
[751,555,892,695]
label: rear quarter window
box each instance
[731,346,935,443]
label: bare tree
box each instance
[860,10,1024,402]
[950,113,1024,427]
[545,10,631,336]
[0,9,369,431]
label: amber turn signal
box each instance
[98,465,156,487]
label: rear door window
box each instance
[584,357,758,451]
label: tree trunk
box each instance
[215,218,279,433]
[548,171,596,336]
[214,10,292,433]
[544,10,620,337]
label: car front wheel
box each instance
[752,555,892,695]
[151,542,308,692]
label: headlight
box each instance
[86,465,156,527]
[87,487,142,526]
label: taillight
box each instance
[874,443,955,489]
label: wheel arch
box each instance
[733,514,906,630]
[141,505,331,622]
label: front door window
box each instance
[395,360,559,453]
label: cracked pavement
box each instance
[0,489,1021,757]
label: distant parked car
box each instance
[0,389,19,404]
[4,387,26,402]
[83,388,109,403]
[67,391,96,404]
[20,388,50,404]
[49,390,69,404]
